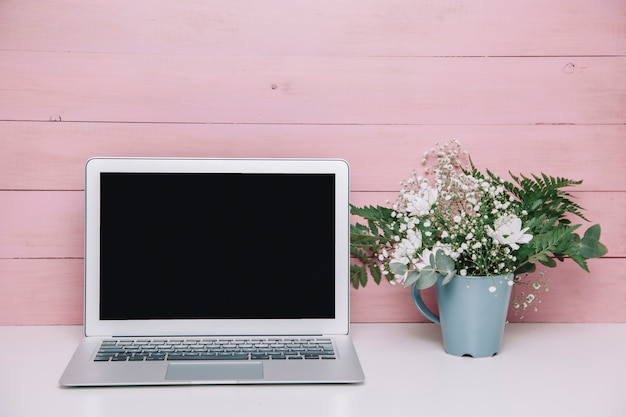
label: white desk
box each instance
[1,323,624,417]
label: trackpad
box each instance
[165,362,263,381]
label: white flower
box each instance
[486,215,533,250]
[415,248,439,270]
[404,186,438,216]
[390,230,423,268]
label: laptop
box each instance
[59,157,365,386]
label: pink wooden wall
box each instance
[1,0,625,325]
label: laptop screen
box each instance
[84,158,350,337]
[99,172,336,321]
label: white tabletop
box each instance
[1,323,624,417]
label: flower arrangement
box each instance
[350,139,608,300]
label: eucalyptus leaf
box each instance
[415,269,439,289]
[349,141,608,290]
[579,237,608,258]
[583,224,602,241]
[390,262,408,275]
[441,271,456,285]
[403,270,421,287]
[435,251,455,273]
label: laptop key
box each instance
[210,354,250,360]
[250,354,270,360]
[304,354,321,359]
[99,347,126,353]
[167,353,250,361]
[94,337,336,363]
[111,356,129,361]
[129,356,146,361]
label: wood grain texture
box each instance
[1,125,625,191]
[1,0,624,56]
[2,53,625,124]
[0,259,84,325]
[0,0,624,324]
[0,191,84,259]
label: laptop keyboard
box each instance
[94,337,336,362]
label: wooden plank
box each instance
[2,53,624,125]
[0,259,84,325]
[0,258,623,325]
[0,191,83,259]
[1,0,624,56]
[1,124,625,192]
[1,190,623,259]
[0,0,623,328]
[351,258,626,323]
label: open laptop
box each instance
[59,157,365,386]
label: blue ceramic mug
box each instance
[412,274,514,357]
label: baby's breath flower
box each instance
[361,138,559,296]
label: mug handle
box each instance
[411,283,440,324]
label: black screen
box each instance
[99,172,336,320]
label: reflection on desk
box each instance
[1,323,624,417]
